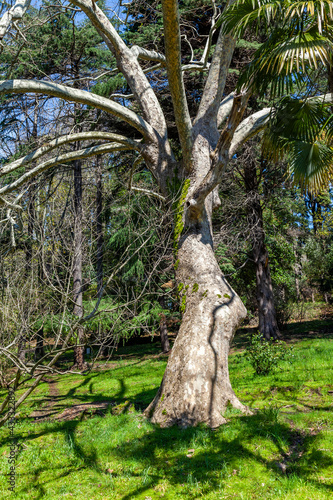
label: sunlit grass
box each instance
[0,327,332,499]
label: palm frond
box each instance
[262,96,333,192]
[223,0,333,36]
[289,140,333,192]
[222,0,333,96]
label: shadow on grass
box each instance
[7,419,100,500]
[233,318,333,351]
[6,408,332,500]
[23,374,159,422]
[112,411,333,499]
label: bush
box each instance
[245,333,293,375]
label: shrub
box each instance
[245,333,293,375]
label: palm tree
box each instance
[223,0,333,193]
[220,0,333,339]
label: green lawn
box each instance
[1,326,333,499]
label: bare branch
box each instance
[228,92,333,156]
[0,0,31,41]
[217,92,235,127]
[199,1,220,68]
[161,0,192,164]
[229,108,271,157]
[0,80,154,138]
[194,3,236,131]
[131,45,166,65]
[0,143,133,199]
[130,186,166,200]
[69,0,168,135]
[0,131,142,178]
[189,91,250,219]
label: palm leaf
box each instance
[262,96,333,191]
[289,140,333,192]
[222,0,333,96]
[223,0,333,36]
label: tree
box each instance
[1,0,333,428]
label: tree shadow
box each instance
[110,411,333,499]
[233,318,333,350]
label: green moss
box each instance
[174,259,180,271]
[185,284,189,291]
[173,179,191,257]
[161,409,167,415]
[217,294,222,298]
[177,282,184,293]
[224,293,231,299]
[161,394,165,402]
[180,294,186,313]
[192,283,199,293]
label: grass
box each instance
[0,320,333,499]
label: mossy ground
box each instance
[0,316,333,499]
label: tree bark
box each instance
[72,153,86,370]
[145,210,249,428]
[244,162,280,340]
[95,155,104,298]
[159,313,170,353]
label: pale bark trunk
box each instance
[145,212,249,428]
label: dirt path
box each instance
[30,377,114,422]
[30,377,60,420]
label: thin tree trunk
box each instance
[159,313,170,353]
[95,155,104,297]
[25,98,38,275]
[244,162,280,340]
[72,152,85,370]
[145,210,249,428]
[25,183,35,275]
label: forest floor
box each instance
[0,303,333,499]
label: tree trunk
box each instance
[25,182,35,275]
[25,98,38,275]
[72,154,86,370]
[95,155,104,297]
[144,213,249,428]
[253,241,280,340]
[159,313,170,353]
[244,161,280,340]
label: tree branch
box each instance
[229,108,271,157]
[69,0,168,136]
[161,0,192,165]
[189,91,250,219]
[217,92,235,127]
[0,143,133,199]
[0,80,154,138]
[131,45,166,65]
[0,131,142,178]
[0,0,31,41]
[194,5,236,131]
